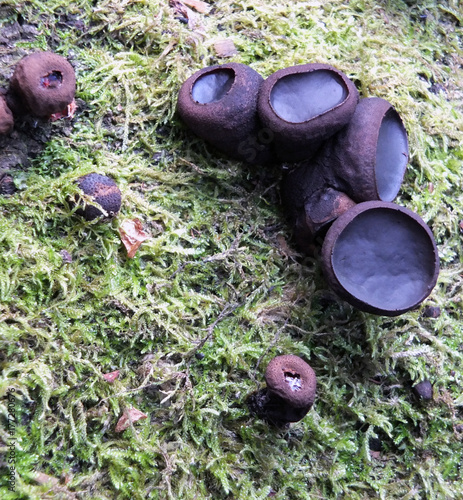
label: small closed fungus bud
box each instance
[75,173,121,221]
[8,51,76,118]
[177,62,273,164]
[321,201,440,316]
[248,354,317,427]
[0,95,14,135]
[412,380,433,400]
[257,63,359,162]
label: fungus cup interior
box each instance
[191,69,235,104]
[270,70,348,123]
[329,206,438,312]
[375,109,408,201]
[41,71,63,88]
[284,371,302,391]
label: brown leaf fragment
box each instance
[34,472,60,486]
[115,407,148,433]
[213,38,238,58]
[169,0,206,34]
[119,219,150,258]
[33,472,77,498]
[103,370,120,383]
[50,98,77,121]
[182,0,209,13]
[170,0,188,18]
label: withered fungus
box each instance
[177,62,273,164]
[257,63,359,162]
[281,97,409,250]
[320,201,439,316]
[0,95,14,134]
[75,173,121,221]
[248,354,317,427]
[8,51,76,118]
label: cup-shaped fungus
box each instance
[248,354,317,427]
[281,97,409,250]
[177,63,273,164]
[257,63,359,162]
[0,95,14,134]
[75,173,121,221]
[321,201,439,316]
[8,51,76,118]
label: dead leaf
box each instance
[33,472,77,498]
[115,407,148,433]
[103,370,120,383]
[170,0,206,35]
[119,219,150,258]
[183,0,209,13]
[50,99,77,121]
[34,473,60,486]
[213,39,238,57]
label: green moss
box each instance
[1,0,463,498]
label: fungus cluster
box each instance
[178,62,440,316]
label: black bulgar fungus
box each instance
[0,95,14,134]
[248,354,317,427]
[314,97,409,203]
[320,201,439,316]
[75,173,121,221]
[257,63,359,162]
[281,97,409,249]
[177,63,273,164]
[412,380,433,400]
[8,51,76,118]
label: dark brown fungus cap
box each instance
[247,355,316,426]
[0,95,14,134]
[75,173,121,221]
[9,52,76,117]
[265,355,317,410]
[281,98,409,251]
[177,63,272,164]
[315,97,409,203]
[257,63,359,162]
[321,201,440,316]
